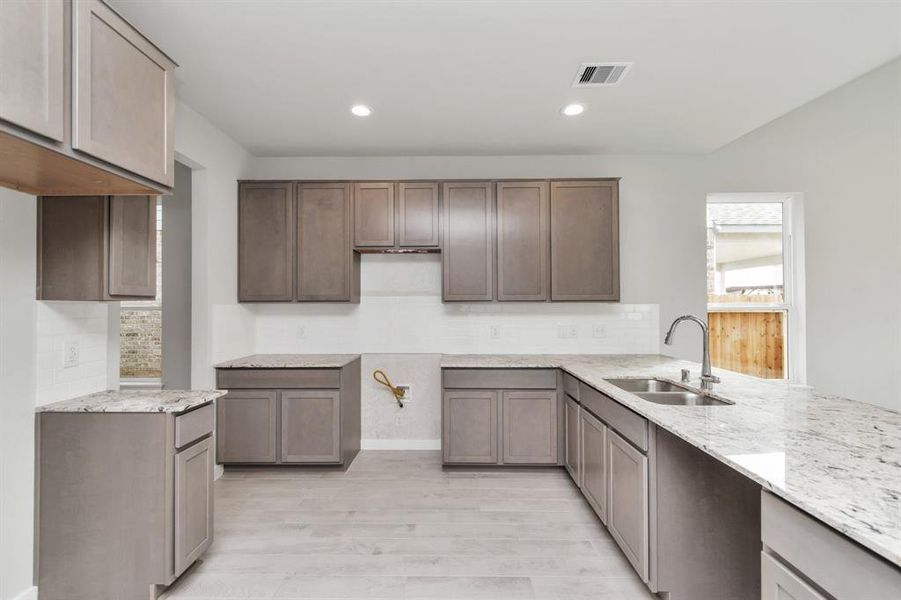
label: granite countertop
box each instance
[442,354,901,567]
[214,354,360,369]
[36,390,226,414]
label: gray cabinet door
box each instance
[496,181,549,301]
[72,0,176,186]
[442,182,494,301]
[174,437,213,576]
[564,396,581,484]
[238,182,294,302]
[580,409,607,524]
[354,182,395,247]
[108,196,156,298]
[398,182,440,247]
[443,390,498,464]
[607,430,649,582]
[37,196,106,301]
[280,390,341,463]
[0,0,64,140]
[761,553,826,600]
[502,390,557,464]
[216,391,277,463]
[296,182,354,301]
[550,180,619,301]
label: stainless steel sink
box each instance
[635,391,731,406]
[604,378,685,393]
[604,378,732,406]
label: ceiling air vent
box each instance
[572,62,632,87]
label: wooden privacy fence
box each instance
[708,310,785,379]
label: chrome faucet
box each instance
[665,315,721,391]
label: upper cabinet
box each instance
[442,181,495,301]
[238,182,294,302]
[37,195,157,301]
[353,181,440,250]
[72,0,176,187]
[296,182,357,302]
[237,178,619,304]
[550,180,620,301]
[0,0,176,196]
[496,181,549,301]
[397,182,440,248]
[354,182,395,247]
[0,0,65,141]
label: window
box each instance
[706,194,805,382]
[120,199,162,384]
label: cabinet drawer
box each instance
[563,372,580,400]
[443,368,557,390]
[761,552,826,600]
[216,368,341,389]
[579,382,647,452]
[174,403,213,449]
[761,491,901,599]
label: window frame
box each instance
[706,192,807,384]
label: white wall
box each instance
[706,58,901,411]
[174,101,256,389]
[1,189,115,600]
[0,189,37,600]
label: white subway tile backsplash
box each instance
[35,302,109,406]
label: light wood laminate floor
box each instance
[163,450,656,599]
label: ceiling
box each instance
[111,1,901,157]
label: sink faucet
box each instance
[664,315,721,391]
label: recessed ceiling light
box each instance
[351,104,372,117]
[561,103,585,116]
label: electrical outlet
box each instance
[557,325,577,339]
[593,325,607,339]
[64,341,80,368]
[394,413,405,426]
[396,385,412,403]
[295,325,306,339]
[489,325,500,339]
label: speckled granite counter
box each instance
[214,354,360,369]
[36,389,226,413]
[442,354,901,567]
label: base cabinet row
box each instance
[443,389,558,465]
[215,361,362,466]
[565,394,649,581]
[218,390,347,464]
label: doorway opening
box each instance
[119,162,192,389]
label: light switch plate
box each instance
[593,325,607,339]
[64,341,80,368]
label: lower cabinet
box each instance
[761,491,901,600]
[280,390,341,463]
[502,390,557,464]
[36,404,215,599]
[215,361,362,467]
[564,396,581,484]
[441,369,560,466]
[607,429,649,582]
[174,437,214,575]
[761,552,826,600]
[217,391,278,463]
[579,409,607,524]
[443,390,499,464]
